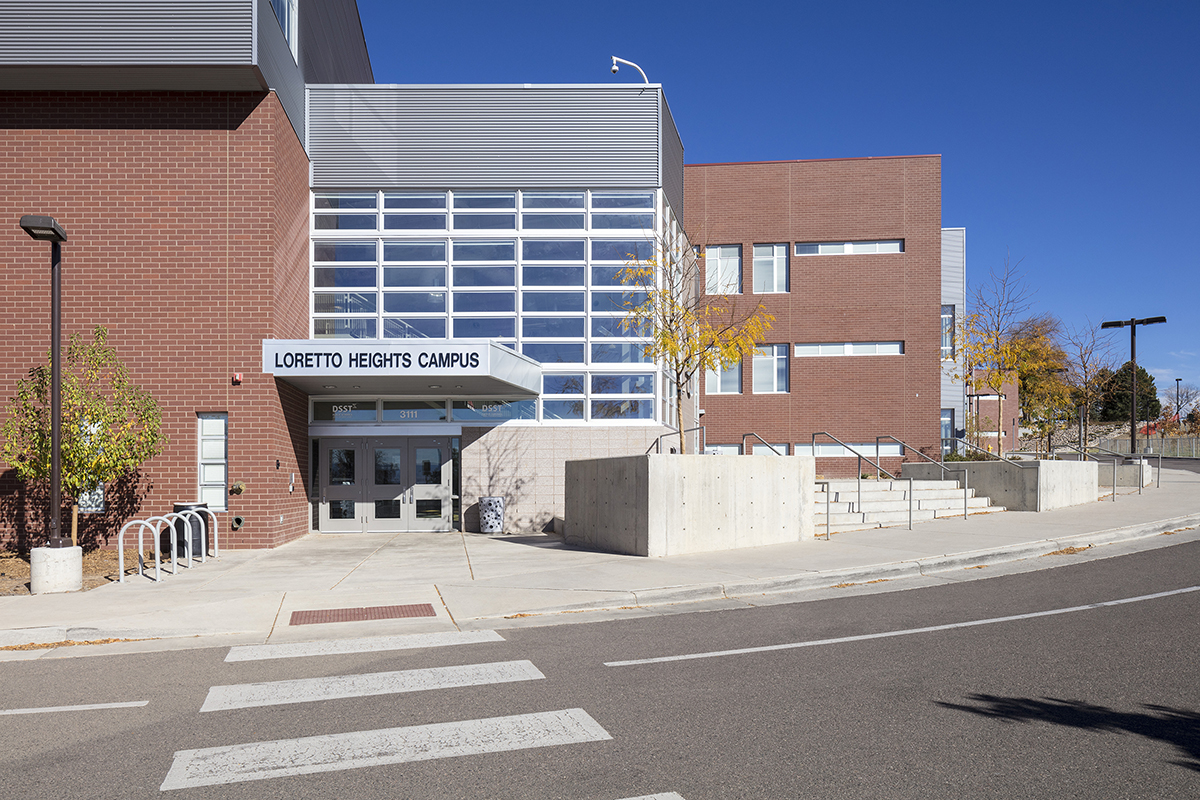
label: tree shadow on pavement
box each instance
[937,694,1200,772]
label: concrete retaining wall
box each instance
[904,460,1098,512]
[1098,459,1155,488]
[564,454,815,556]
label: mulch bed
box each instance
[0,549,158,595]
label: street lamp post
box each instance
[1100,316,1166,456]
[1177,378,1183,426]
[18,215,69,548]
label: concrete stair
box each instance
[814,478,1005,534]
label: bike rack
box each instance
[117,508,220,583]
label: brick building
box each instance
[1,1,964,548]
[686,158,966,475]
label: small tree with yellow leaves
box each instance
[954,255,1059,457]
[2,326,165,544]
[617,234,774,454]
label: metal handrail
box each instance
[1080,445,1161,492]
[741,433,783,456]
[877,434,970,519]
[811,432,896,516]
[876,435,948,479]
[646,426,706,454]
[815,480,832,540]
[945,438,1031,471]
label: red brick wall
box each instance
[0,90,312,549]
[970,369,1020,452]
[685,156,942,477]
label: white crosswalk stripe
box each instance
[200,660,545,712]
[225,630,504,662]
[0,701,148,716]
[160,708,612,790]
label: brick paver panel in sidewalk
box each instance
[289,604,437,626]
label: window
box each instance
[753,345,789,393]
[705,245,741,294]
[704,444,742,455]
[795,442,903,458]
[795,240,903,255]
[198,413,228,511]
[941,409,955,455]
[753,244,788,293]
[794,341,904,357]
[705,362,741,394]
[941,305,955,359]
[751,443,788,455]
[311,187,664,418]
[269,0,298,56]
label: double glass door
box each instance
[319,437,452,532]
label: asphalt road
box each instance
[2,540,1198,799]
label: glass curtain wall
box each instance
[311,189,662,423]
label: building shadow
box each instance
[0,468,151,554]
[937,693,1200,772]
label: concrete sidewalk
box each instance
[2,466,1199,658]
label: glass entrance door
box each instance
[320,437,453,533]
[404,438,453,532]
[319,438,365,532]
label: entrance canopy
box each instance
[263,339,541,397]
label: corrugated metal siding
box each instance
[308,86,662,189]
[941,227,967,419]
[257,0,305,142]
[0,1,254,64]
[660,94,684,226]
[941,227,966,305]
[299,0,373,83]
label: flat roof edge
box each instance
[685,154,942,167]
[305,83,663,90]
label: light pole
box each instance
[19,215,69,548]
[1100,316,1166,456]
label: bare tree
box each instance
[1061,319,1117,447]
[1161,382,1200,425]
[955,253,1042,456]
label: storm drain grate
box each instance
[289,604,437,626]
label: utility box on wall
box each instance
[564,454,815,557]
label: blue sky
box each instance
[355,0,1199,396]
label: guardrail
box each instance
[118,509,220,583]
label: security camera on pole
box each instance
[18,214,82,594]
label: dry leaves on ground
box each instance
[0,549,155,596]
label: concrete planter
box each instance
[30,546,83,594]
[564,454,815,557]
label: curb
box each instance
[3,513,1199,647]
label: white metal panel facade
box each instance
[0,0,254,64]
[941,227,967,431]
[256,0,305,141]
[307,85,664,189]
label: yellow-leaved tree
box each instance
[955,256,1060,457]
[617,233,774,454]
[2,326,165,545]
